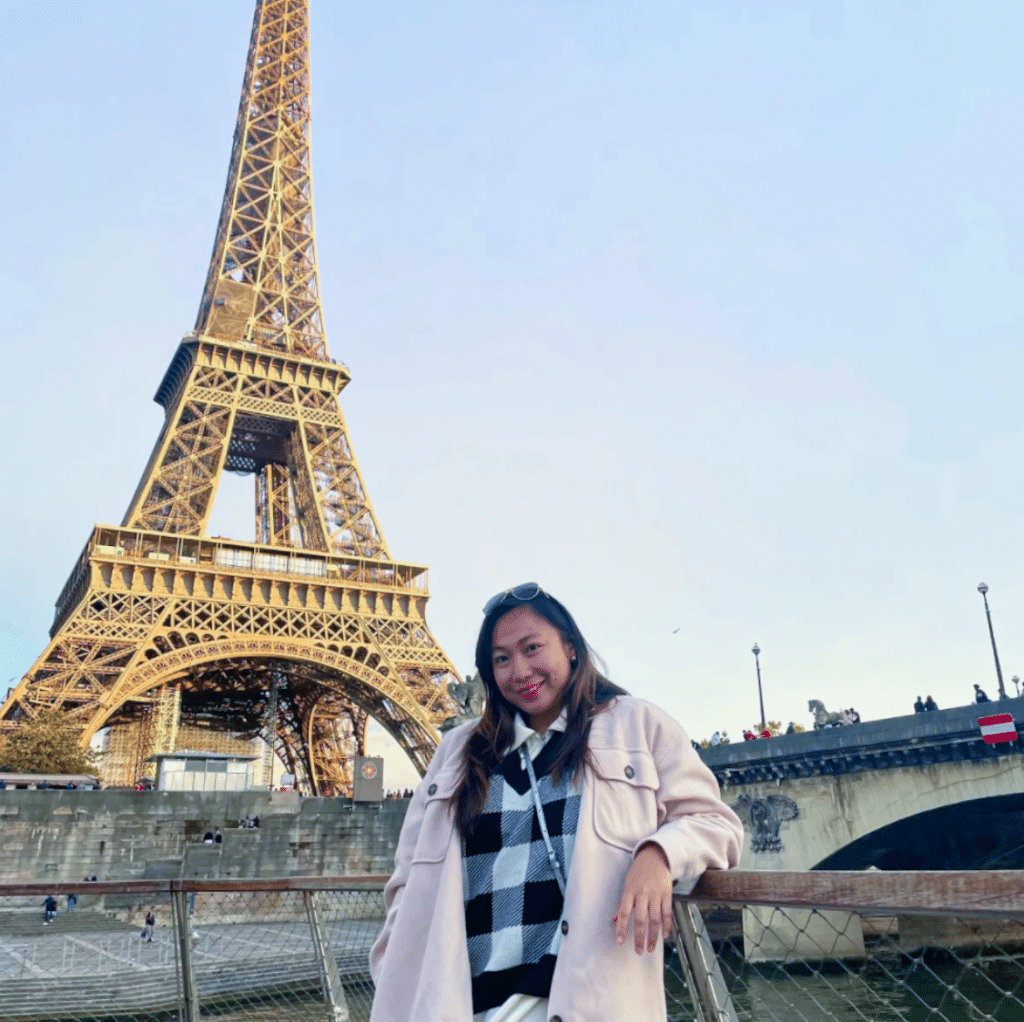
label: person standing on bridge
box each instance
[914,696,924,713]
[974,684,991,704]
[370,583,743,1022]
[924,695,938,711]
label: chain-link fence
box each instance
[0,878,385,1021]
[2,873,1024,1021]
[668,870,1024,1022]
[180,883,382,1021]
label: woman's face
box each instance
[490,606,575,733]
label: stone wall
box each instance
[0,790,410,881]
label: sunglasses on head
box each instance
[482,582,548,616]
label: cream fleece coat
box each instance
[369,696,743,1022]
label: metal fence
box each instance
[0,877,384,1022]
[669,870,1024,1022]
[1,872,1023,1021]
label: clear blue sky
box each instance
[2,1,1023,785]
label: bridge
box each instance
[699,694,1024,872]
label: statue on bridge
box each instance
[441,673,486,731]
[809,699,847,729]
[730,793,799,852]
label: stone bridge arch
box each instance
[730,755,1024,872]
[814,791,1024,871]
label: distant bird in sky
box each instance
[671,628,680,634]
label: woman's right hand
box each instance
[611,842,673,954]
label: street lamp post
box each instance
[1014,676,1021,698]
[752,643,766,728]
[977,583,1007,700]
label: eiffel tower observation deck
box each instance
[1,0,459,793]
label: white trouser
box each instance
[475,993,548,1022]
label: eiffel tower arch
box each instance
[1,0,459,792]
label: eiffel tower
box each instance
[1,0,458,793]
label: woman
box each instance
[370,584,743,1022]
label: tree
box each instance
[0,711,99,777]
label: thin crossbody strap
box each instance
[519,746,567,897]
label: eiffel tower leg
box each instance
[153,684,182,756]
[296,418,387,558]
[104,718,149,788]
[122,368,239,535]
[305,700,368,797]
[278,715,314,793]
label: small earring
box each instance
[570,656,578,669]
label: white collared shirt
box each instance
[510,708,568,762]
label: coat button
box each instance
[624,765,635,779]
[560,920,569,935]
[427,783,437,796]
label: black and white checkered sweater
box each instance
[462,723,581,1015]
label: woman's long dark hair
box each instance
[450,588,628,838]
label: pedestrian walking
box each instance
[144,909,156,942]
[974,684,991,704]
[369,582,742,1022]
[66,893,77,912]
[42,895,57,924]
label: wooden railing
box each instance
[688,869,1024,916]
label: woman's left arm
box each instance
[612,703,743,954]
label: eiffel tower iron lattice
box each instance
[1,0,459,793]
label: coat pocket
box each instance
[589,747,659,853]
[410,766,461,864]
